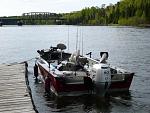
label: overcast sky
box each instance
[0,0,119,16]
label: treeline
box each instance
[1,0,150,26]
[22,19,58,25]
[0,14,64,25]
[63,0,150,26]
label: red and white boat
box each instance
[34,44,134,96]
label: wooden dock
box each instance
[0,63,36,113]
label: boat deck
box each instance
[0,63,35,113]
[64,71,88,84]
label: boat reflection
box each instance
[43,90,132,112]
[44,94,110,112]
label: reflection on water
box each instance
[45,95,111,113]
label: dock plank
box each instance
[0,63,35,113]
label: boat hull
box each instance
[38,63,91,96]
[108,73,134,92]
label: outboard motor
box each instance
[90,63,111,96]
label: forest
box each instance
[63,0,150,26]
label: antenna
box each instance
[76,27,78,51]
[78,27,81,50]
[67,25,69,52]
[81,27,84,55]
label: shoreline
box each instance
[0,24,150,28]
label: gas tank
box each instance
[90,63,111,96]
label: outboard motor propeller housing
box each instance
[90,63,111,96]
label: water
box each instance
[0,25,150,113]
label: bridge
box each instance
[22,12,58,19]
[0,12,65,25]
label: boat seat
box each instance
[57,62,76,71]
[62,71,73,76]
[78,57,88,66]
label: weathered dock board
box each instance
[0,63,35,113]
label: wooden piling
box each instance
[0,63,36,113]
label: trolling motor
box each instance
[57,43,67,61]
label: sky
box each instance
[0,0,119,16]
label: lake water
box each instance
[0,25,150,113]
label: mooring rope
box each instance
[5,57,38,66]
[19,57,38,63]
